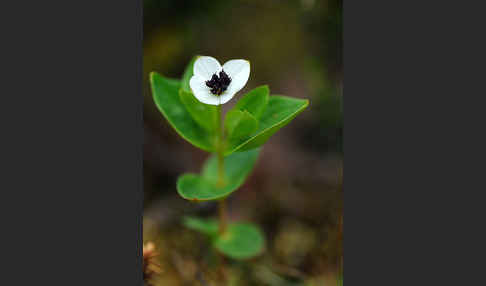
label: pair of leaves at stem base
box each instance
[184,217,265,260]
[150,57,309,156]
[177,148,259,201]
[180,148,263,259]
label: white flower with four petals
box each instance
[189,56,250,106]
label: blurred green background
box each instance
[143,0,342,285]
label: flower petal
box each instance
[218,89,237,105]
[193,56,222,79]
[223,59,250,95]
[189,75,220,105]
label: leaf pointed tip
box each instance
[260,84,270,92]
[149,71,159,81]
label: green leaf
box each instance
[179,89,218,132]
[233,85,270,119]
[183,217,265,260]
[150,72,215,152]
[183,217,218,236]
[225,95,309,155]
[177,149,260,201]
[214,222,265,260]
[224,109,258,142]
[181,56,199,92]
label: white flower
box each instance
[189,56,250,105]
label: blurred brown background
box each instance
[143,0,342,284]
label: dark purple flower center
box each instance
[205,70,231,96]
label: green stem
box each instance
[216,105,227,234]
[216,105,224,186]
[217,148,224,187]
[218,199,227,235]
